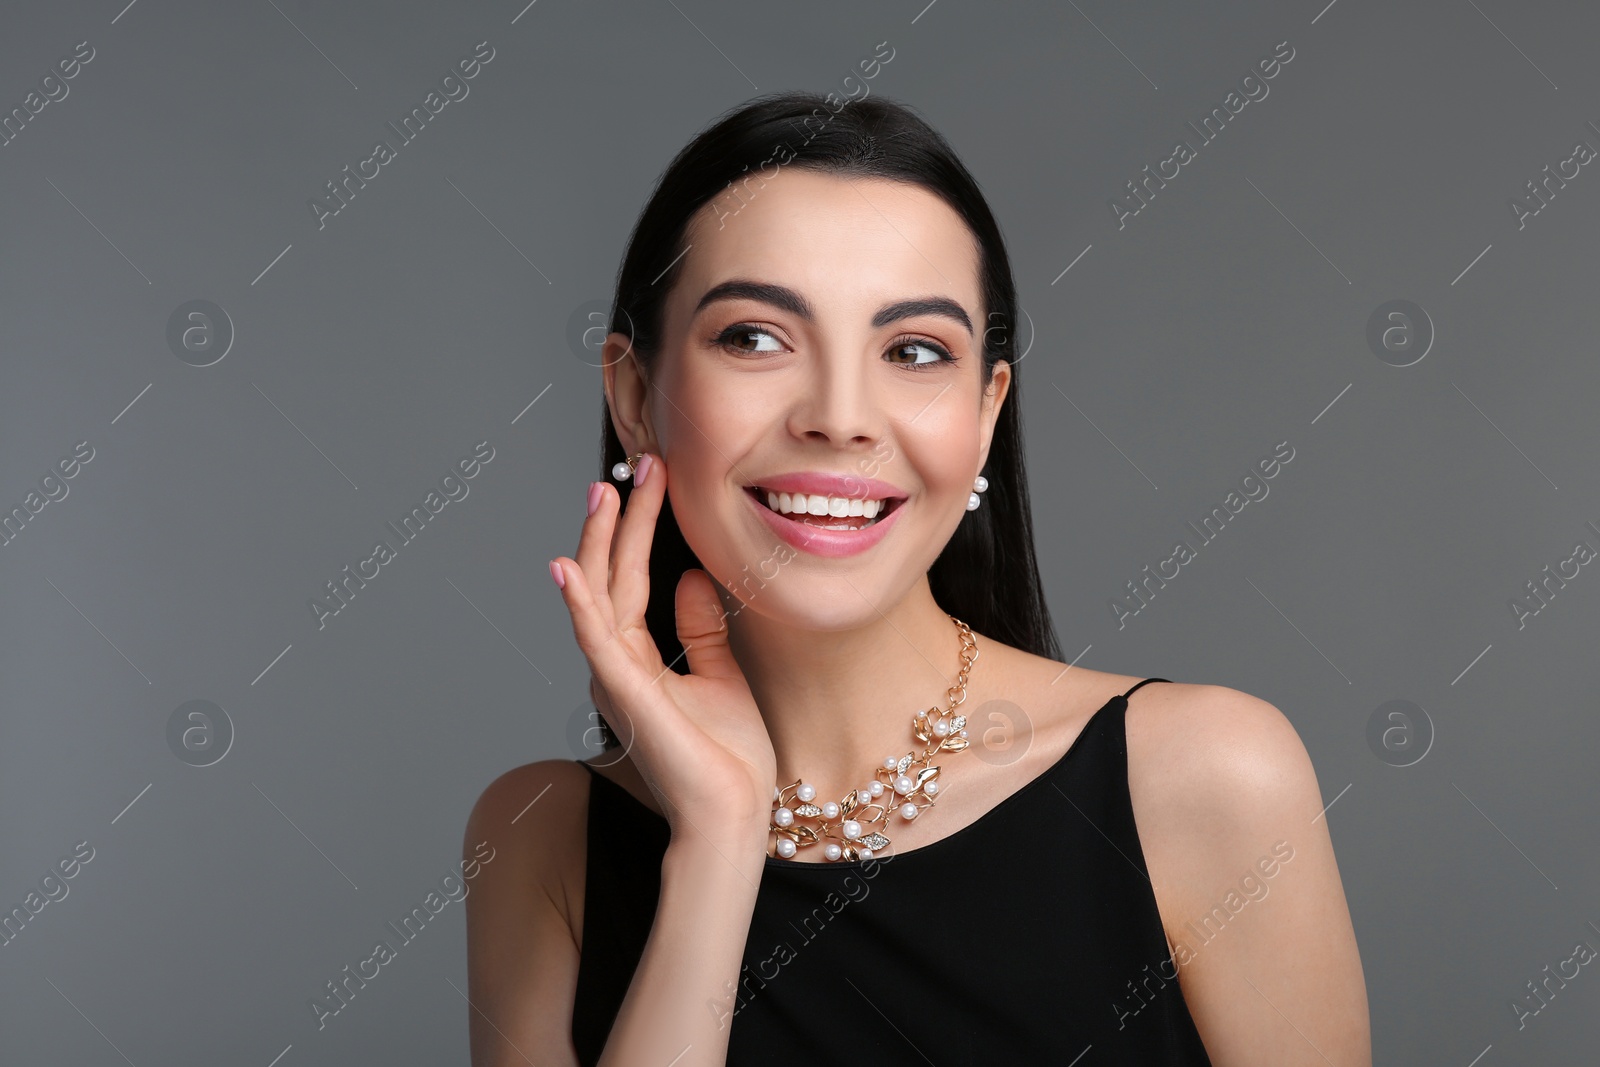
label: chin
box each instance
[713,549,926,629]
[720,590,899,633]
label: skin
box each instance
[462,169,1371,1065]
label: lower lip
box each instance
[745,489,905,558]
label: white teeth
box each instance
[760,489,888,520]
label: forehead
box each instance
[673,169,982,322]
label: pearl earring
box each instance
[966,474,989,511]
[611,453,644,482]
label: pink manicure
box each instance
[634,453,654,486]
[549,560,565,589]
[586,481,603,516]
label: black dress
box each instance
[570,677,1213,1065]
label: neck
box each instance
[724,576,973,803]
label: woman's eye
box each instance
[887,339,954,369]
[713,326,954,368]
[715,325,784,353]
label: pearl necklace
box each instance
[769,615,978,862]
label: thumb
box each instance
[674,569,741,680]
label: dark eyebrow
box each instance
[872,297,973,337]
[694,280,973,337]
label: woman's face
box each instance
[608,168,1010,630]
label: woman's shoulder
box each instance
[467,757,597,836]
[946,638,1314,803]
[463,758,598,940]
[991,637,1312,791]
[1115,680,1325,923]
[1110,681,1368,1056]
[1119,681,1316,803]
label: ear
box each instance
[975,359,1011,473]
[601,332,661,455]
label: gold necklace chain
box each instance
[769,615,979,862]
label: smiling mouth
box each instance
[744,486,905,531]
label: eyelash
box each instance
[710,324,958,371]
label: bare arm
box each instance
[462,761,585,1067]
[463,760,770,1067]
[599,835,768,1066]
[1129,684,1372,1066]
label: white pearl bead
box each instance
[796,783,816,802]
[859,847,874,860]
[821,801,840,819]
[893,774,913,795]
[824,843,842,861]
[974,476,988,493]
[773,786,781,803]
[868,782,884,797]
[776,838,797,858]
[959,729,968,737]
[612,461,633,481]
[774,806,793,827]
[932,719,949,737]
[900,802,918,820]
[859,785,876,800]
[925,780,939,795]
[882,757,897,770]
[842,819,861,840]
[966,492,981,511]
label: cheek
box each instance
[901,406,984,496]
[653,363,768,537]
[673,360,758,431]
[659,362,767,477]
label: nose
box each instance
[785,349,883,447]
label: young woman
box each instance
[463,91,1370,1066]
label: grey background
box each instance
[2,0,1596,1063]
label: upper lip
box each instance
[745,471,908,501]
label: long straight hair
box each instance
[595,91,1060,748]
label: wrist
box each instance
[664,825,770,876]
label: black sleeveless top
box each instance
[570,678,1213,1064]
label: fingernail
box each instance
[586,481,603,516]
[549,560,565,589]
[634,453,654,486]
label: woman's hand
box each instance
[551,453,776,853]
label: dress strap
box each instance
[1120,677,1172,700]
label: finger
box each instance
[675,568,743,681]
[608,452,667,622]
[573,479,622,622]
[552,553,649,709]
